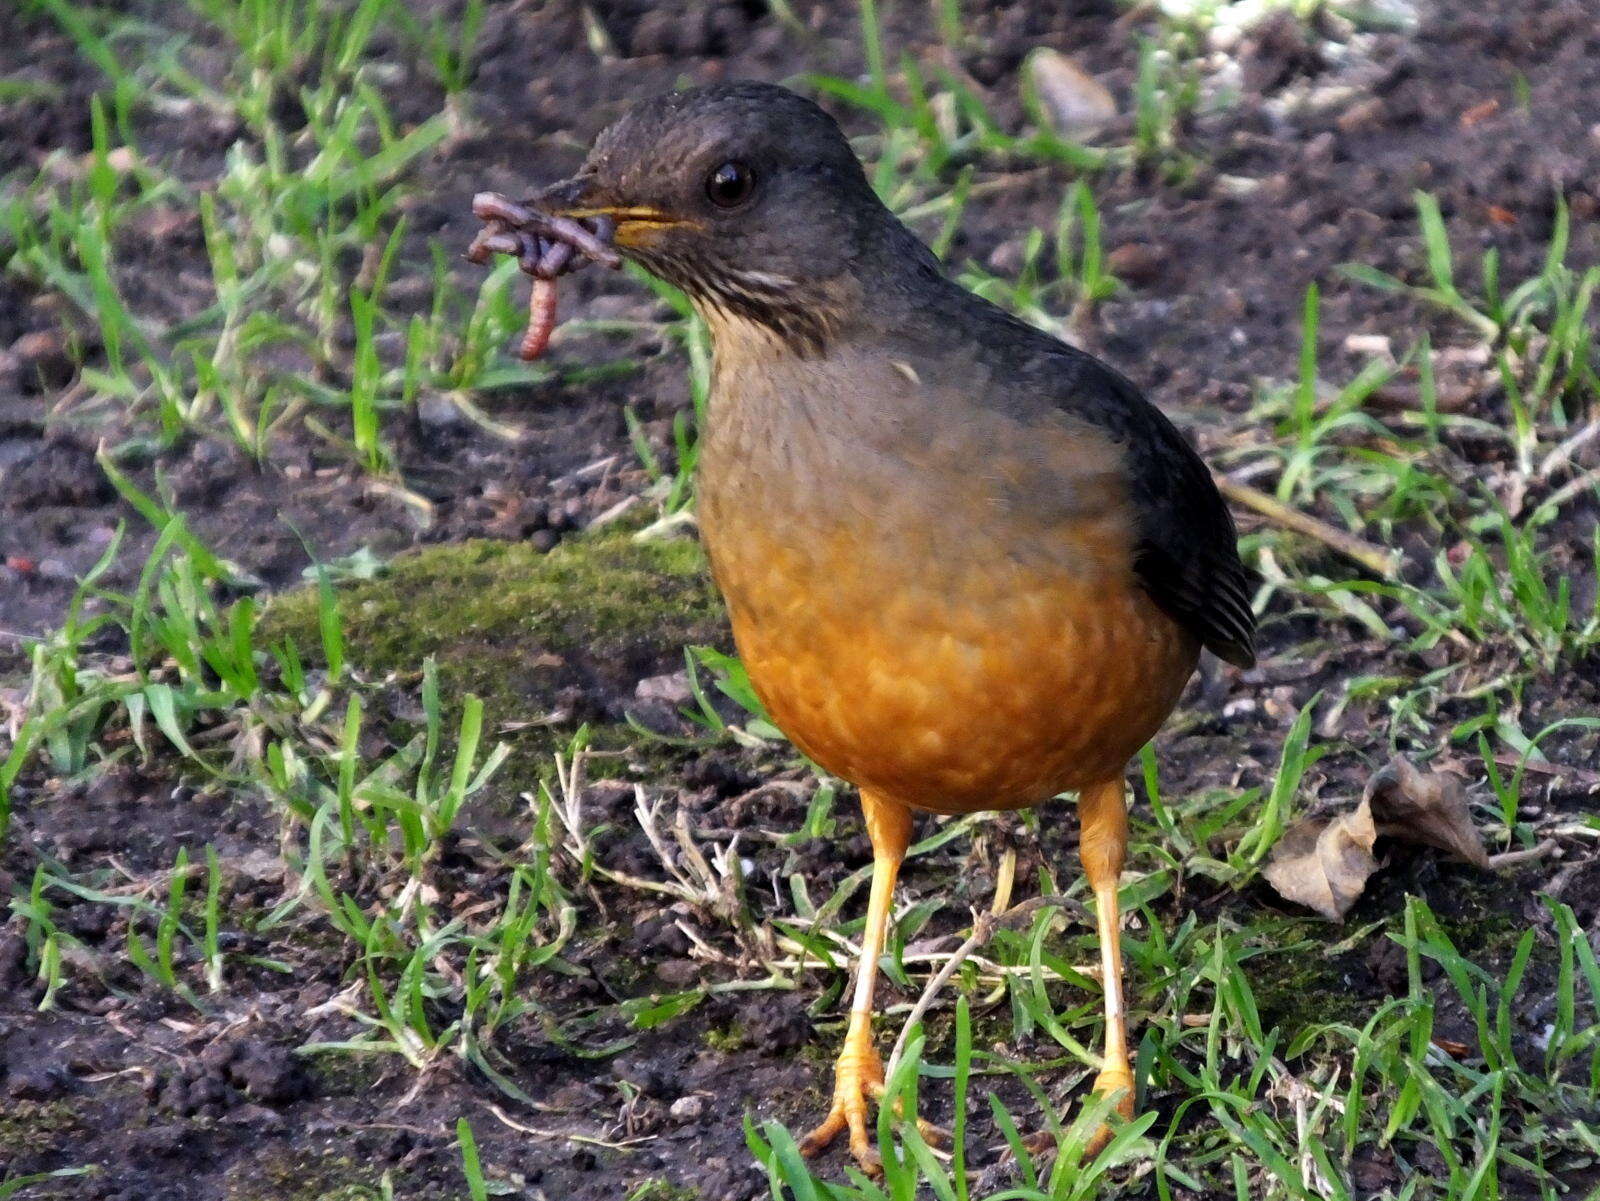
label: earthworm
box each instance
[520,278,558,361]
[466,191,621,360]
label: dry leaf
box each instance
[1262,800,1378,921]
[1365,757,1490,868]
[1263,757,1490,920]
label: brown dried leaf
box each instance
[1263,757,1492,921]
[1365,757,1490,868]
[1262,800,1378,921]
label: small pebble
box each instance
[10,329,74,390]
[1025,49,1117,139]
[655,957,700,987]
[417,395,468,432]
[1105,243,1162,287]
[6,1066,64,1100]
[1338,97,1388,133]
[986,238,1026,276]
[635,672,692,704]
[669,1094,706,1121]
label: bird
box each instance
[519,80,1256,1173]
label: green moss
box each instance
[306,1051,386,1098]
[263,529,722,700]
[261,529,729,783]
[627,1180,702,1201]
[1243,876,1551,1037]
[0,1099,80,1155]
[223,1149,384,1200]
[1432,875,1531,962]
[703,1021,746,1053]
[1248,959,1371,1033]
[1241,921,1376,1035]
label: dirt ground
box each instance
[2,0,1598,1198]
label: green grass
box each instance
[747,894,1600,1198]
[1343,193,1599,473]
[806,0,1211,192]
[1,0,573,481]
[0,1167,98,1199]
[1228,195,1600,722]
[957,181,1120,332]
[3,520,687,1078]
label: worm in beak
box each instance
[465,191,621,360]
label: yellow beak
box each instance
[531,178,699,249]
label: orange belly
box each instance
[709,526,1199,815]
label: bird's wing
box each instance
[1054,350,1257,667]
[888,277,1257,666]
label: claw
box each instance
[800,1044,885,1176]
[863,1076,950,1148]
[800,1041,951,1177]
[801,798,915,1180]
[1004,1066,1134,1169]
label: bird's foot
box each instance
[1082,1064,1135,1156]
[1009,1065,1135,1167]
[799,1044,948,1176]
[799,1043,884,1174]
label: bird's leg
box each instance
[799,791,912,1175]
[1079,776,1133,1153]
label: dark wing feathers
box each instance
[911,280,1257,666]
[1051,350,1257,667]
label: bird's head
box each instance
[531,82,927,355]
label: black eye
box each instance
[705,161,755,209]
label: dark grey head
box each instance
[532,82,929,352]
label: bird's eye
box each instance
[705,161,755,209]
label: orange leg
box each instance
[799,790,912,1175]
[1079,776,1134,1153]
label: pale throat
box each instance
[685,266,864,368]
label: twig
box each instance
[1538,417,1600,480]
[990,847,1017,916]
[1527,465,1600,527]
[1215,475,1401,580]
[632,507,698,543]
[1492,753,1600,787]
[1486,838,1558,870]
[486,1103,654,1150]
[887,894,1085,1077]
